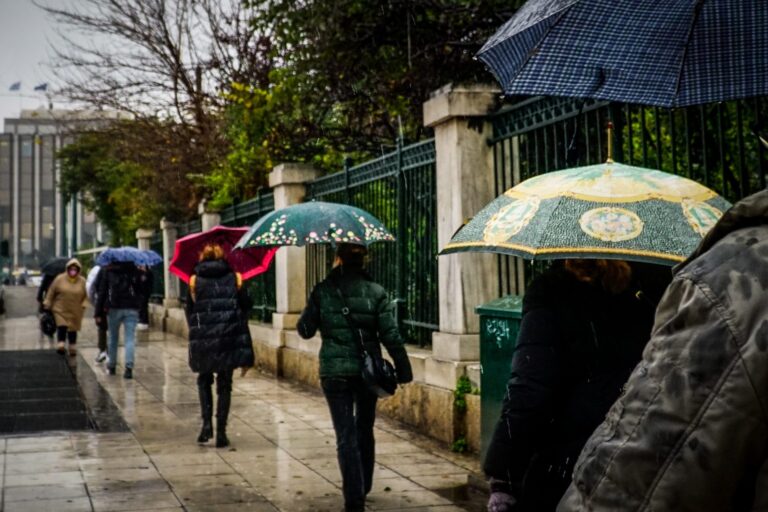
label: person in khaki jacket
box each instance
[558,189,768,512]
[43,258,87,356]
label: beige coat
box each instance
[43,259,87,331]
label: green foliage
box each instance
[453,374,473,413]
[451,437,468,453]
[206,0,524,207]
[57,132,142,244]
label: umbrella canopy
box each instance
[478,0,768,107]
[96,247,163,267]
[169,225,277,284]
[40,257,69,276]
[441,162,731,265]
[234,201,395,250]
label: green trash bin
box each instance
[476,294,523,461]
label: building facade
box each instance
[0,108,124,270]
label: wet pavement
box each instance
[0,286,484,511]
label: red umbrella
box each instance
[169,225,277,284]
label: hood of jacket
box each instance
[66,258,82,271]
[194,259,232,278]
[675,188,768,273]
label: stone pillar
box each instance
[268,163,320,329]
[423,84,500,388]
[198,199,221,231]
[135,229,154,251]
[160,218,180,307]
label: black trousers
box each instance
[321,376,378,512]
[56,326,77,344]
[197,369,233,422]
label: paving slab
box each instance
[0,286,484,511]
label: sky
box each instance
[0,0,71,129]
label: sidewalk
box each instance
[0,289,483,512]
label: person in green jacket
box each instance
[298,243,413,512]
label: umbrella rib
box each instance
[672,0,706,102]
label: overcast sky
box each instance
[0,0,70,129]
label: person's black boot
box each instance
[215,386,231,448]
[197,382,214,444]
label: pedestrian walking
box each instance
[558,189,768,511]
[86,265,108,363]
[297,243,413,512]
[95,261,143,379]
[42,258,87,356]
[137,265,153,330]
[185,243,254,448]
[484,259,657,512]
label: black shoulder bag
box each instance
[333,283,398,398]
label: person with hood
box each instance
[484,259,659,512]
[186,243,254,448]
[95,260,143,379]
[558,189,768,511]
[297,243,413,512]
[42,258,87,356]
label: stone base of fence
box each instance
[246,325,481,452]
[149,306,482,452]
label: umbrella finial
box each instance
[606,122,614,164]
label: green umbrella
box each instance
[441,162,731,266]
[234,201,395,249]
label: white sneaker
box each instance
[95,351,108,363]
[136,323,149,331]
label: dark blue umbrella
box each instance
[478,0,768,107]
[96,247,162,267]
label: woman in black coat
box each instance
[484,259,662,512]
[186,243,254,448]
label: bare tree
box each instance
[37,0,269,124]
[36,0,274,222]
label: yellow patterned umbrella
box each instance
[441,162,731,265]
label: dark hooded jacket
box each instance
[186,259,254,374]
[559,189,768,512]
[483,263,658,511]
[297,265,412,382]
[95,261,143,314]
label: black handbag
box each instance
[40,310,56,337]
[333,284,398,398]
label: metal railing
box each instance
[219,191,276,323]
[305,139,438,347]
[489,95,768,296]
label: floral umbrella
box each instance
[234,201,395,249]
[441,162,731,266]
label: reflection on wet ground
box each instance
[0,285,484,511]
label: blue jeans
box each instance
[321,377,378,512]
[107,309,139,369]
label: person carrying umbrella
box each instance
[185,243,255,448]
[297,243,413,512]
[484,259,659,512]
[95,260,144,379]
[42,258,87,356]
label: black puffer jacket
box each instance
[483,264,658,511]
[95,262,143,315]
[187,259,254,374]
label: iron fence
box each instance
[489,95,768,297]
[219,191,276,323]
[305,139,438,347]
[149,231,164,303]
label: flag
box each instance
[9,82,20,91]
[33,83,48,92]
